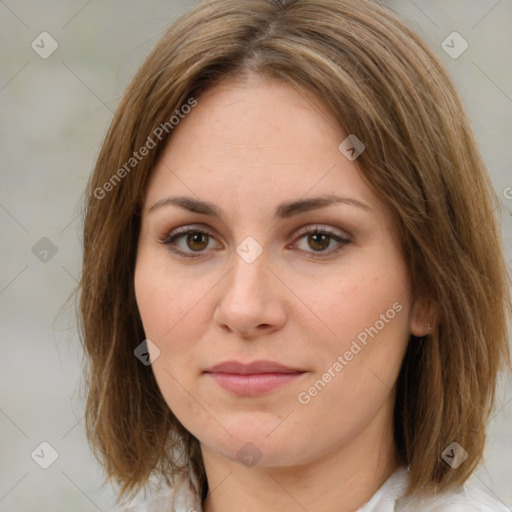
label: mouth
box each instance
[203,360,307,396]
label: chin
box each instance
[203,426,315,469]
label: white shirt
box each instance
[115,465,511,512]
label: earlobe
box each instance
[410,299,434,337]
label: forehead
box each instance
[143,77,383,222]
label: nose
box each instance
[213,250,288,339]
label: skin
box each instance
[134,75,429,512]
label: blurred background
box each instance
[0,1,511,511]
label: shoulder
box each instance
[397,477,510,512]
[114,492,175,512]
[111,471,203,512]
[360,465,510,512]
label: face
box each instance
[134,76,426,469]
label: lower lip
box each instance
[206,372,305,396]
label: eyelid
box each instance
[292,224,351,241]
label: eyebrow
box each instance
[148,194,372,219]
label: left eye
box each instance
[291,227,351,257]
[160,226,350,258]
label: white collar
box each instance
[121,464,511,512]
[175,465,412,512]
[357,466,410,511]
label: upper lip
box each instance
[205,360,304,374]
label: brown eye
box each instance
[291,226,351,258]
[186,232,209,251]
[160,227,219,258]
[307,232,331,251]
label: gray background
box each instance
[0,1,511,511]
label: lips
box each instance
[205,360,303,374]
[204,360,306,396]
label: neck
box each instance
[201,404,400,512]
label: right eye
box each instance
[159,226,221,258]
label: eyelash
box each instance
[158,225,351,260]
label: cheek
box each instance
[134,258,207,423]
[296,258,409,345]
[293,248,412,408]
[134,262,168,340]
[134,252,195,342]
[133,252,214,386]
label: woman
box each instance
[78,0,512,511]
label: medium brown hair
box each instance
[78,0,512,503]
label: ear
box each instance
[410,297,435,337]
